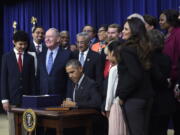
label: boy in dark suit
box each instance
[1,30,35,135]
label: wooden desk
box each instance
[11,107,99,135]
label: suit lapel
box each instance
[83,50,91,69]
[76,76,87,96]
[42,49,48,75]
[29,43,36,52]
[42,43,47,52]
[11,51,21,73]
[22,53,29,73]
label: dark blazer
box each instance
[37,47,72,100]
[1,50,35,105]
[67,76,101,109]
[116,46,154,101]
[73,49,103,91]
[90,37,99,48]
[151,50,175,115]
[28,42,47,55]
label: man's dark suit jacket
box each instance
[37,47,72,101]
[1,50,35,106]
[73,49,103,91]
[89,37,99,48]
[67,76,101,109]
[28,42,47,55]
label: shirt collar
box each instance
[33,40,42,47]
[80,48,89,56]
[47,46,59,54]
[77,74,85,86]
[13,48,24,55]
[100,40,106,44]
[90,37,96,44]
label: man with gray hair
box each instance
[37,28,72,100]
[73,32,103,93]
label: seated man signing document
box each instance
[63,59,101,109]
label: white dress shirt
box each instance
[105,65,118,111]
[78,48,89,64]
[33,41,43,52]
[46,46,59,69]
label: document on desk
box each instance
[45,107,70,111]
[22,94,50,97]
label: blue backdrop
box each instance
[2,0,180,53]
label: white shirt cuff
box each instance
[2,99,9,104]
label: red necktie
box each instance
[18,53,22,72]
[104,60,111,79]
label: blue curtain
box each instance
[3,0,180,53]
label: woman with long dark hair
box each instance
[115,17,154,135]
[159,9,180,135]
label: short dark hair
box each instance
[108,24,122,33]
[66,59,82,68]
[161,9,180,27]
[107,40,122,53]
[107,40,122,62]
[13,30,30,51]
[98,24,108,32]
[32,26,44,33]
[147,29,164,51]
[143,14,158,28]
[83,25,96,34]
[13,30,30,43]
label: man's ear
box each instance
[12,40,15,46]
[79,66,83,72]
[150,25,154,30]
[32,33,34,38]
[57,36,61,43]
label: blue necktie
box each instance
[47,51,53,74]
[80,52,84,66]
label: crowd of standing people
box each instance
[1,9,180,135]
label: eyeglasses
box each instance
[83,30,93,33]
[35,31,44,35]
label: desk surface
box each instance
[11,107,99,117]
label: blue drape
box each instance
[3,0,180,53]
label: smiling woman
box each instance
[116,17,153,135]
[159,9,180,135]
